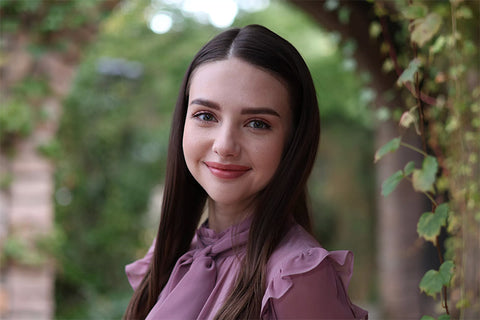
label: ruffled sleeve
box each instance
[125,239,155,291]
[261,227,368,319]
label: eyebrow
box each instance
[190,98,280,117]
[190,98,220,110]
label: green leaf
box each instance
[417,203,449,244]
[369,21,382,38]
[411,13,442,47]
[420,261,454,298]
[323,0,339,11]
[404,161,415,176]
[397,58,421,86]
[420,269,443,298]
[438,314,451,320]
[456,6,473,19]
[402,4,428,19]
[456,298,471,309]
[382,170,404,196]
[420,316,435,320]
[435,203,449,219]
[382,59,394,73]
[439,260,454,286]
[338,7,351,24]
[412,156,438,193]
[399,107,418,130]
[374,137,401,162]
[430,36,446,55]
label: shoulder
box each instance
[125,238,156,291]
[265,224,354,296]
[261,224,367,319]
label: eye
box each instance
[194,112,217,122]
[246,120,271,130]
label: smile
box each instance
[204,161,251,179]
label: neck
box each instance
[207,198,253,233]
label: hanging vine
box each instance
[373,0,479,318]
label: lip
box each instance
[204,161,251,179]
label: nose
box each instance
[212,124,240,158]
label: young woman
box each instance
[124,24,367,319]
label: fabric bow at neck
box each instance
[145,218,251,320]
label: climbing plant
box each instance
[0,0,117,149]
[0,0,119,317]
[373,0,479,318]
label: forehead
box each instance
[188,58,291,111]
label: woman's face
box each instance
[183,57,292,210]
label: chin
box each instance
[207,192,255,208]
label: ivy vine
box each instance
[373,0,478,318]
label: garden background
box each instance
[0,0,478,319]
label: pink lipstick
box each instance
[204,161,251,179]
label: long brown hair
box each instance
[124,24,320,320]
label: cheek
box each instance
[183,121,209,165]
[255,136,286,176]
[182,123,195,163]
[268,145,284,171]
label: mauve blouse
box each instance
[125,218,368,319]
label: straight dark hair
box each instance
[124,24,320,320]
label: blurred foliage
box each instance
[51,0,374,317]
[371,0,479,317]
[0,0,106,37]
[0,0,119,152]
[0,76,50,151]
[0,99,34,148]
[0,227,65,268]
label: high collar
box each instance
[193,216,252,257]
